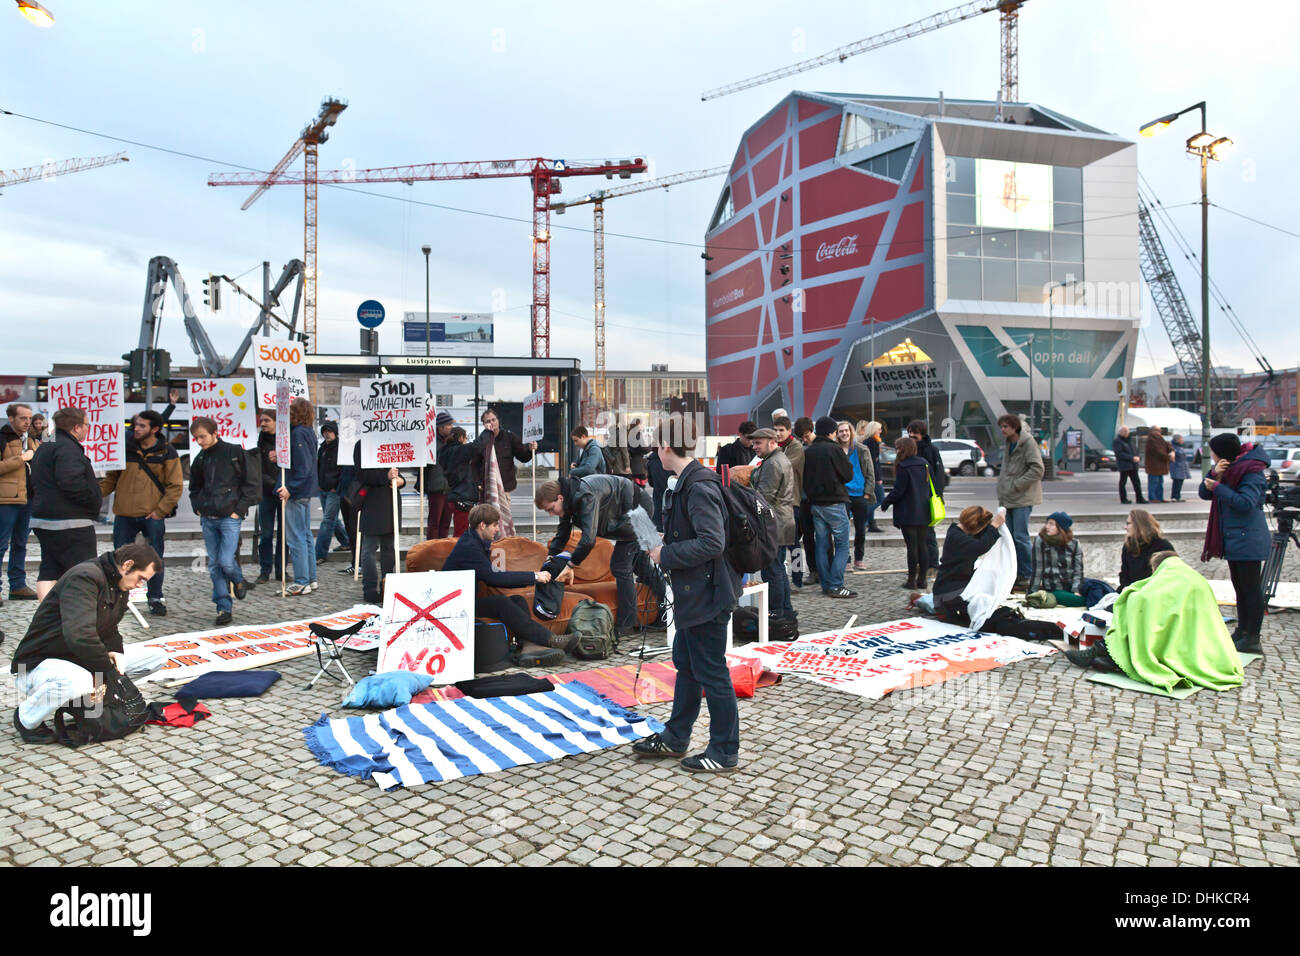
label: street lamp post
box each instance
[421,244,431,395]
[1140,102,1232,473]
[1044,277,1085,480]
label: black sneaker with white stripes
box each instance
[822,587,857,599]
[631,733,687,759]
[680,752,739,774]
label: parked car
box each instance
[878,444,896,486]
[1262,446,1300,482]
[1085,448,1118,471]
[931,438,988,477]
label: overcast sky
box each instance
[2,0,1295,397]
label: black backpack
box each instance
[717,466,779,575]
[53,672,149,747]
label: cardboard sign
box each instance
[47,372,125,473]
[338,386,361,465]
[377,570,475,684]
[425,401,439,465]
[522,387,545,443]
[275,381,292,466]
[252,335,309,409]
[188,379,257,449]
[359,376,431,468]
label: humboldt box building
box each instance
[704,93,1139,456]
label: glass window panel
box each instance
[1051,261,1083,284]
[947,194,976,225]
[1052,232,1084,262]
[1053,166,1083,203]
[982,259,1017,301]
[947,257,982,299]
[1017,261,1051,304]
[983,229,1015,258]
[1018,230,1050,261]
[947,156,975,194]
[1054,202,1083,232]
[888,146,911,180]
[947,225,981,257]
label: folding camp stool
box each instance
[305,617,368,690]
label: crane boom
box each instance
[239,139,303,211]
[701,1,1017,101]
[210,157,645,187]
[0,151,128,187]
[551,165,729,212]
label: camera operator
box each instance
[1199,434,1269,655]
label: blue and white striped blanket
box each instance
[304,680,664,791]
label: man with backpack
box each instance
[632,428,743,773]
[535,473,664,638]
[10,542,165,744]
[98,410,183,617]
[750,427,796,623]
[443,503,574,667]
[189,416,260,625]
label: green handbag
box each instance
[927,471,946,527]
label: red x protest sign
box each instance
[385,589,465,651]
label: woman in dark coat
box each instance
[929,505,1004,622]
[440,428,477,538]
[352,443,406,603]
[879,436,933,589]
[1119,508,1175,589]
[1200,433,1271,655]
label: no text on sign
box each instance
[358,300,386,329]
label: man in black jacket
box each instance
[443,503,574,666]
[909,420,947,574]
[29,407,103,601]
[1113,425,1145,504]
[314,421,350,563]
[10,543,165,744]
[535,473,665,637]
[189,417,259,625]
[353,443,408,604]
[255,409,282,583]
[714,420,757,473]
[424,411,456,539]
[632,429,742,772]
[804,416,856,599]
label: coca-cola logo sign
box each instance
[815,234,859,262]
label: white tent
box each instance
[1124,406,1203,442]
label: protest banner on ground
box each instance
[377,570,475,683]
[730,617,1055,698]
[133,605,379,684]
[359,376,431,468]
[47,372,125,473]
[252,334,309,409]
[522,387,545,443]
[338,386,361,465]
[188,379,257,449]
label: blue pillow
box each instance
[177,670,281,699]
[342,671,434,708]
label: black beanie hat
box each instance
[1209,433,1241,461]
[815,415,838,437]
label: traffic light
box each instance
[152,349,170,382]
[202,273,221,311]
[121,349,146,387]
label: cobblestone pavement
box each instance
[1,540,1297,867]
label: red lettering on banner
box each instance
[162,640,200,651]
[212,648,248,660]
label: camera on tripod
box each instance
[1265,469,1300,516]
[1263,468,1300,599]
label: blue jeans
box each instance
[315,490,349,560]
[1147,474,1165,502]
[201,516,244,612]
[0,502,31,590]
[811,503,851,593]
[1006,506,1032,580]
[1171,478,1185,501]
[663,609,738,761]
[258,492,281,576]
[112,515,166,601]
[764,550,793,616]
[284,498,316,586]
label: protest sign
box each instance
[377,570,475,684]
[134,605,378,684]
[730,616,1054,699]
[252,335,309,409]
[338,386,361,465]
[47,372,124,472]
[275,381,292,465]
[425,401,439,465]
[522,387,545,443]
[188,379,257,449]
[359,376,431,468]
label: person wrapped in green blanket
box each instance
[1064,551,1244,691]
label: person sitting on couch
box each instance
[443,504,575,667]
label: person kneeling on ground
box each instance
[443,503,576,667]
[10,543,167,744]
[535,474,665,639]
[1026,511,1085,606]
[919,506,1005,624]
[633,429,743,773]
[1064,552,1245,691]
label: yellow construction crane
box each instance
[702,1,1028,111]
[552,165,727,417]
[226,96,346,353]
[0,150,127,189]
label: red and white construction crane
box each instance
[701,0,1028,112]
[0,150,128,189]
[209,156,646,375]
[552,165,728,417]
[214,96,346,352]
